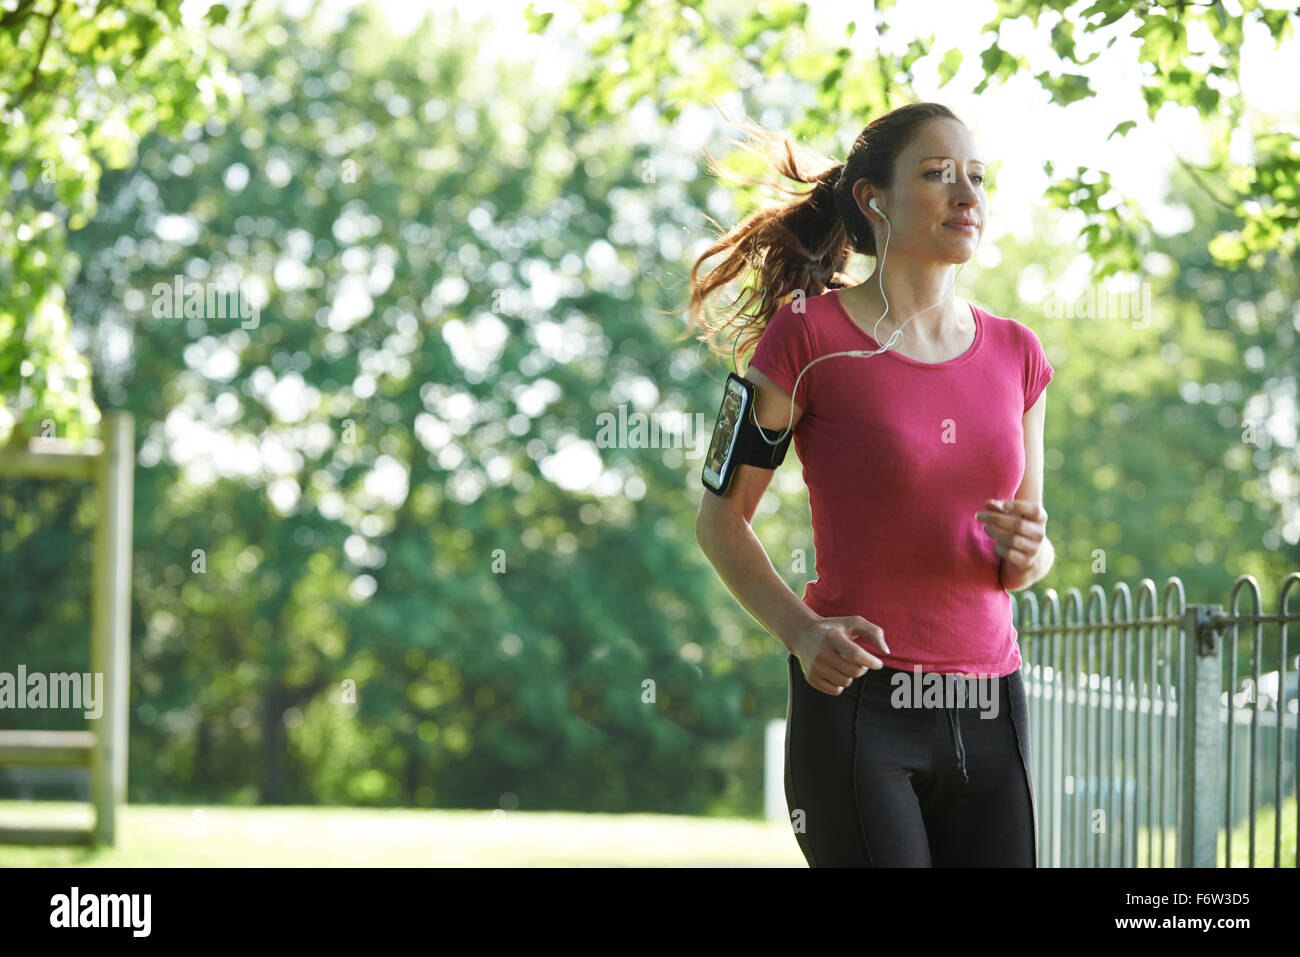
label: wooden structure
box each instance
[0,411,133,845]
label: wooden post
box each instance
[90,412,133,845]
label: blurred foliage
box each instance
[7,0,776,811]
[0,0,245,445]
[0,0,1297,817]
[537,0,1299,276]
[965,171,1298,614]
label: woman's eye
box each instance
[927,169,985,184]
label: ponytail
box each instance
[678,115,856,363]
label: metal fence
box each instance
[1011,573,1300,867]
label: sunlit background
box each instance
[1,0,1297,865]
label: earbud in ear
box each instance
[869,197,885,219]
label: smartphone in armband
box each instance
[701,372,792,496]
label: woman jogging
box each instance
[689,102,1054,867]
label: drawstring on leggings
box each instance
[946,680,969,784]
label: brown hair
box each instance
[680,101,961,362]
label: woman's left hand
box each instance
[975,498,1047,584]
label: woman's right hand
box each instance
[788,615,891,696]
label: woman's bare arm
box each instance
[695,367,818,652]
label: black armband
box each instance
[700,372,793,496]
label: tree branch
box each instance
[0,0,39,30]
[1171,151,1239,212]
[14,0,61,110]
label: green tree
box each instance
[0,0,244,445]
[536,0,1298,274]
[52,1,792,811]
[7,0,1295,820]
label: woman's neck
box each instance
[844,280,969,345]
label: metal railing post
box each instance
[1179,604,1224,867]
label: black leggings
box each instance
[783,652,1038,867]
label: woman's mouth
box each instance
[943,222,978,234]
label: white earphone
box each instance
[751,191,966,446]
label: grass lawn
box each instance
[1,795,1292,866]
[0,801,805,867]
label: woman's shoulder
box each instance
[763,288,841,341]
[773,286,842,318]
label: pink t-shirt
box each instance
[747,289,1054,677]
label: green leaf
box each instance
[1207,231,1248,263]
[206,3,231,27]
[938,47,962,85]
[979,44,1004,75]
[734,14,770,49]
[1080,0,1130,29]
[1195,85,1221,113]
[1107,120,1136,141]
[523,3,555,34]
[1259,8,1292,42]
[1036,71,1093,106]
[1050,19,1075,61]
[1141,83,1162,118]
[66,21,99,55]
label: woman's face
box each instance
[860,117,987,265]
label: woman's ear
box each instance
[854,180,883,222]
